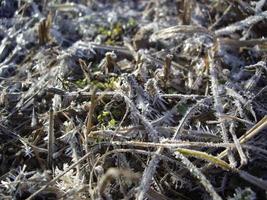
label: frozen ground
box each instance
[0,1,267,199]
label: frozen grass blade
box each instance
[229,122,248,166]
[172,98,210,140]
[215,10,267,36]
[174,151,223,200]
[208,45,236,167]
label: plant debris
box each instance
[0,0,267,200]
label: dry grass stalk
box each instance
[218,38,267,48]
[46,87,209,101]
[79,59,92,83]
[84,87,97,162]
[177,0,194,25]
[163,54,173,84]
[239,115,267,143]
[38,13,52,45]
[204,116,267,169]
[176,148,233,171]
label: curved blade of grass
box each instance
[176,148,233,171]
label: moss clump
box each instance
[74,78,88,88]
[97,111,117,129]
[97,18,137,45]
[98,23,123,45]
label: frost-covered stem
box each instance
[132,96,212,199]
[120,92,159,141]
[137,147,162,200]
[215,10,267,36]
[172,98,210,140]
[119,91,162,199]
[208,46,236,167]
[177,148,267,191]
[229,122,247,166]
[175,151,222,200]
[202,116,267,173]
[46,87,208,100]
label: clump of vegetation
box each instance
[0,1,267,200]
[97,18,137,45]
